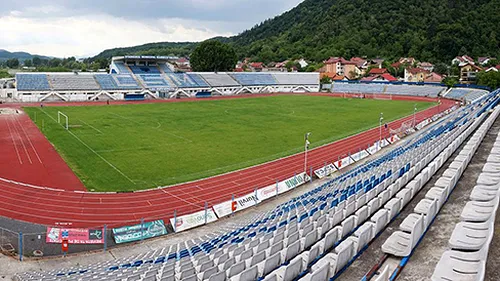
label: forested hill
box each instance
[93,0,500,63]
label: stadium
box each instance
[1,1,500,280]
[1,53,500,281]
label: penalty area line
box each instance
[39,109,136,185]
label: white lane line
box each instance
[10,116,32,164]
[14,116,43,164]
[5,117,22,164]
[40,109,136,184]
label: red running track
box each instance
[0,94,455,228]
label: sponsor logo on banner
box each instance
[113,220,168,244]
[46,227,104,244]
[213,193,260,218]
[367,144,381,155]
[257,184,278,201]
[278,172,309,194]
[314,164,337,179]
[170,209,218,233]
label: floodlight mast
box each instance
[304,132,311,181]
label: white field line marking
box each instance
[5,117,22,164]
[78,119,104,134]
[40,109,136,184]
[10,117,32,164]
[110,112,192,143]
[14,116,43,164]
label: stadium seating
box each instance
[199,73,240,87]
[431,105,500,280]
[47,74,100,91]
[332,83,385,94]
[331,82,445,97]
[230,73,278,86]
[165,73,201,88]
[136,74,174,89]
[272,73,319,85]
[446,88,489,103]
[187,73,210,88]
[15,91,498,281]
[130,65,161,75]
[160,63,174,73]
[15,74,51,91]
[114,62,133,75]
[95,74,141,90]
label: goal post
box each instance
[57,111,69,130]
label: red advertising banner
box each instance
[46,227,104,244]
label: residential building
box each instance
[424,72,443,83]
[478,57,496,66]
[368,68,388,75]
[249,62,264,72]
[459,63,483,83]
[452,55,475,65]
[323,57,361,79]
[297,59,308,69]
[485,65,500,72]
[361,73,398,82]
[417,62,434,72]
[404,67,430,82]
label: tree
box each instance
[32,56,42,67]
[442,76,459,88]
[477,71,500,89]
[24,59,33,67]
[6,58,19,68]
[434,63,449,75]
[190,40,237,72]
[320,76,332,84]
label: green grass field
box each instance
[24,95,434,192]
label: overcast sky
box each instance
[1,0,303,58]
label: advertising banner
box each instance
[170,209,218,233]
[213,192,260,218]
[333,156,354,170]
[314,163,337,179]
[350,150,370,162]
[46,227,104,244]
[257,183,278,201]
[277,172,310,194]
[112,220,168,244]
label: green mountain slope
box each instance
[93,0,500,63]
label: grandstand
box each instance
[13,91,500,281]
[12,56,321,102]
[331,82,445,97]
[445,87,490,103]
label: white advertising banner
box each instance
[387,135,401,144]
[314,164,337,179]
[333,156,354,170]
[350,150,370,162]
[170,208,218,233]
[213,192,260,218]
[257,183,278,201]
[276,172,310,194]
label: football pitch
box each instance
[24,95,435,192]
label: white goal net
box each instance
[57,111,69,130]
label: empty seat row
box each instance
[432,106,500,281]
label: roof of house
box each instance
[407,67,430,75]
[360,75,378,82]
[391,62,402,68]
[380,73,398,82]
[176,57,189,63]
[369,68,388,74]
[424,72,443,82]
[250,62,264,68]
[418,62,434,67]
[460,63,482,71]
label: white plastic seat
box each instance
[381,214,424,257]
[384,198,402,220]
[449,221,493,251]
[461,198,499,222]
[256,252,281,277]
[470,185,499,201]
[347,222,373,253]
[400,199,438,231]
[273,255,304,281]
[340,216,356,238]
[431,250,485,281]
[229,265,258,281]
[369,209,389,235]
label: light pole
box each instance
[413,104,417,127]
[304,132,311,181]
[379,113,384,149]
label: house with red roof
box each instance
[478,57,496,66]
[360,73,397,82]
[323,57,361,79]
[249,62,264,72]
[485,65,500,72]
[452,55,475,66]
[404,67,430,82]
[417,62,434,72]
[368,68,388,75]
[424,72,444,83]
